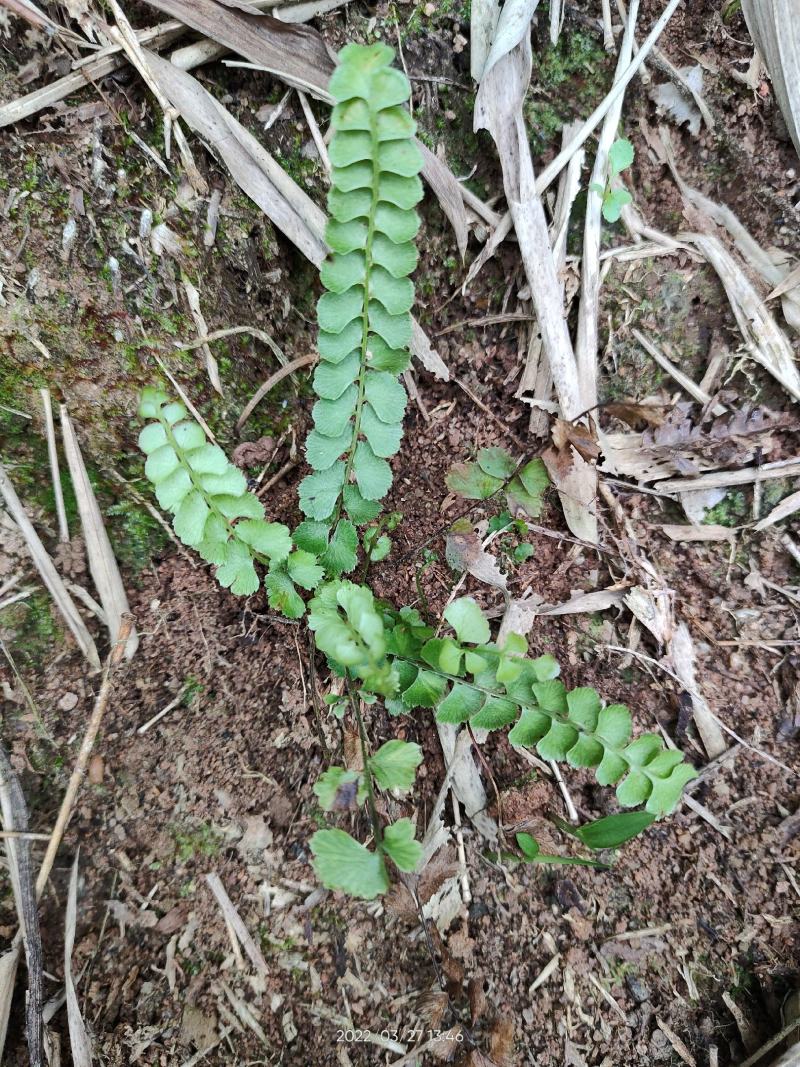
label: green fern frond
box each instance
[138,387,319,609]
[299,43,423,528]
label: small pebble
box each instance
[626,974,651,1003]
[59,693,78,712]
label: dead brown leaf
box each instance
[488,1017,515,1067]
[142,0,334,98]
[445,520,508,592]
[604,399,668,429]
[551,417,600,461]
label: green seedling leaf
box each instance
[608,137,634,176]
[477,446,516,479]
[446,462,503,500]
[383,818,422,872]
[370,739,422,791]
[310,828,389,898]
[601,188,632,223]
[314,767,363,811]
[444,597,490,644]
[515,833,609,869]
[574,811,656,849]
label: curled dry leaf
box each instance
[551,417,601,462]
[542,445,598,544]
[446,519,508,592]
[649,65,705,136]
[623,586,674,646]
[683,232,800,401]
[641,401,794,467]
[604,400,668,429]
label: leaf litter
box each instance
[0,0,797,1062]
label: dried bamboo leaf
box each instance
[542,445,598,543]
[656,458,800,494]
[416,141,469,261]
[477,0,540,82]
[0,743,43,1067]
[670,623,726,758]
[0,463,100,669]
[0,947,22,1063]
[682,232,800,401]
[445,521,508,592]
[661,128,800,332]
[59,408,139,659]
[65,854,93,1067]
[142,0,335,98]
[470,0,500,81]
[754,489,800,531]
[742,0,800,161]
[144,0,476,252]
[0,20,186,128]
[474,20,581,420]
[660,524,734,543]
[624,585,673,645]
[540,588,626,614]
[465,0,683,279]
[650,66,705,136]
[182,278,222,394]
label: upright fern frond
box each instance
[299,43,422,534]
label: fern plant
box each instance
[135,44,696,903]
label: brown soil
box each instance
[1,2,798,1066]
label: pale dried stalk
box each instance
[205,874,269,977]
[60,406,139,659]
[182,278,222,394]
[652,460,797,497]
[682,233,800,401]
[152,354,218,442]
[64,854,93,1067]
[754,489,800,531]
[517,121,584,435]
[146,52,448,379]
[661,129,800,331]
[0,464,100,669]
[670,623,726,759]
[475,26,581,419]
[465,0,683,282]
[37,618,134,897]
[237,353,317,431]
[104,0,207,192]
[632,328,725,413]
[169,0,349,70]
[39,388,69,542]
[297,90,331,175]
[575,0,639,410]
[0,744,43,1067]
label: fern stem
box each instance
[348,682,383,851]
